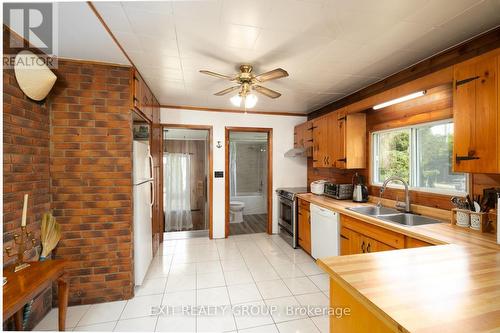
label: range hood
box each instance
[284,147,311,157]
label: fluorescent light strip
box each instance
[373,90,426,110]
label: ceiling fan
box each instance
[199,65,288,108]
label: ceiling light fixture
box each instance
[373,90,426,110]
[244,94,258,108]
[230,93,258,109]
[230,94,242,107]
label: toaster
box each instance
[310,180,327,195]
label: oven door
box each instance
[278,196,294,234]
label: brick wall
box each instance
[50,60,134,305]
[2,27,52,329]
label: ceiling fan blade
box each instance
[254,68,289,82]
[253,85,281,99]
[200,70,235,80]
[214,86,240,96]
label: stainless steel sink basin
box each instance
[377,213,442,226]
[347,205,442,226]
[347,206,400,216]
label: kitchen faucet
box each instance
[379,176,411,213]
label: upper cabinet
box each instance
[453,53,499,174]
[133,71,154,122]
[294,121,313,149]
[311,109,366,169]
[312,115,331,167]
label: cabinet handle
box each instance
[340,235,348,240]
[298,212,303,216]
[361,241,365,253]
[366,243,371,253]
[456,76,480,87]
[337,158,347,162]
[338,116,346,121]
[455,154,480,162]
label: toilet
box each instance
[230,201,245,223]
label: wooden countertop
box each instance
[297,193,499,251]
[317,245,500,333]
[298,193,500,332]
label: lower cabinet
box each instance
[340,214,433,255]
[298,198,311,254]
[330,278,400,332]
[341,226,396,255]
[405,237,433,248]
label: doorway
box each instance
[162,125,213,239]
[225,127,273,237]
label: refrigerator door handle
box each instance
[150,180,155,207]
[148,154,154,179]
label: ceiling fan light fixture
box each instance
[244,94,258,108]
[230,94,242,107]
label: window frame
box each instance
[370,119,468,196]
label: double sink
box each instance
[347,205,442,226]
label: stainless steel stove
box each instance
[276,187,308,248]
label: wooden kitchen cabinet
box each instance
[298,198,311,254]
[330,278,397,333]
[294,121,313,149]
[405,237,433,248]
[311,109,366,169]
[336,112,366,169]
[133,71,154,122]
[312,115,331,167]
[340,226,395,255]
[453,52,499,173]
[340,215,403,255]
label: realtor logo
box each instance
[4,3,56,54]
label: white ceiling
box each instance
[5,2,130,65]
[7,1,500,113]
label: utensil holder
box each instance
[451,208,489,232]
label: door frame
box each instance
[162,124,214,239]
[225,127,273,237]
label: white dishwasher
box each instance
[310,204,339,259]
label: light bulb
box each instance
[244,94,258,108]
[230,94,242,107]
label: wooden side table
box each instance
[3,260,69,331]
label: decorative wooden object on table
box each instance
[3,260,68,331]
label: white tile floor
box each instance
[34,233,329,332]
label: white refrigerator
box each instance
[133,141,154,286]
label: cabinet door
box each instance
[340,227,364,255]
[298,205,311,254]
[304,121,313,149]
[364,236,395,253]
[331,110,346,169]
[453,55,498,173]
[312,116,330,168]
[294,123,304,148]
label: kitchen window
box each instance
[372,120,467,195]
